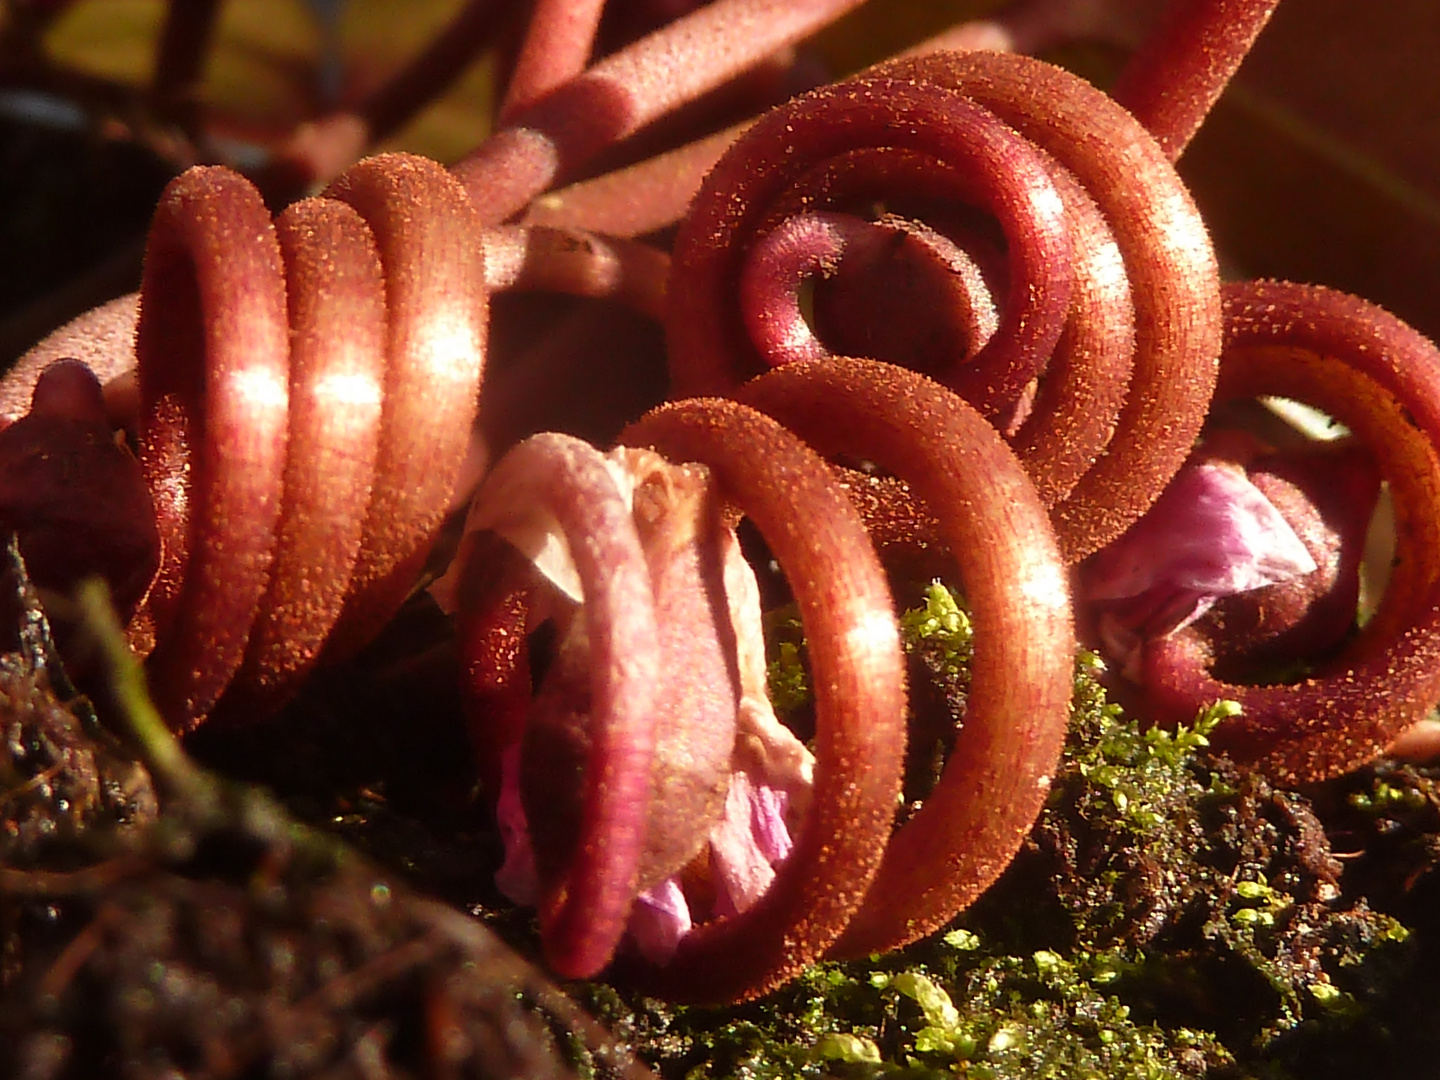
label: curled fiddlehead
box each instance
[666,49,1223,561]
[1122,280,1440,784]
[733,357,1074,960]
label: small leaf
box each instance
[812,1032,882,1064]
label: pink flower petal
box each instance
[1083,457,1318,675]
[710,770,792,918]
[1086,459,1317,608]
[626,879,694,966]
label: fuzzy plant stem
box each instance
[500,0,608,119]
[1110,0,1282,160]
[520,122,750,237]
[450,0,867,223]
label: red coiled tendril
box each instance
[449,355,1071,1002]
[4,0,1438,1012]
[667,49,1223,561]
[92,154,486,729]
[1131,280,1440,784]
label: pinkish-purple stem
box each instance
[500,0,608,120]
[150,0,222,130]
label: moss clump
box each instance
[970,644,1416,1075]
[577,921,1228,1079]
[898,581,974,682]
[858,936,1229,1079]
[764,607,813,722]
[896,581,975,812]
[766,639,812,719]
[657,582,1420,1080]
[1310,759,1440,919]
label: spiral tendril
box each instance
[135,153,488,728]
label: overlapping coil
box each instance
[666,50,1224,562]
[132,154,488,728]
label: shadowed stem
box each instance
[1110,0,1282,160]
[261,0,511,194]
[150,0,223,133]
[483,224,669,319]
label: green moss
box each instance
[865,941,1227,1079]
[898,582,974,678]
[1345,777,1428,815]
[602,584,1420,1080]
[579,927,1227,1079]
[765,608,812,718]
[1019,654,1418,1069]
[1064,657,1235,834]
[767,640,813,717]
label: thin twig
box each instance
[150,0,224,133]
[75,580,212,807]
[0,853,151,898]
